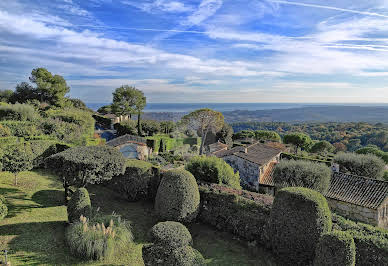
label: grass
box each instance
[0,170,277,265]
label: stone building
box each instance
[324,172,388,228]
[208,141,228,154]
[103,113,130,129]
[213,142,286,191]
[106,134,151,160]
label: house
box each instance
[106,134,151,160]
[213,142,286,191]
[207,141,228,154]
[103,113,130,129]
[324,172,388,228]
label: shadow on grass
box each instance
[0,187,40,219]
[31,190,64,207]
[0,221,78,265]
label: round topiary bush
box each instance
[269,187,332,265]
[0,196,7,221]
[167,246,206,266]
[150,221,192,248]
[66,214,133,261]
[154,169,200,223]
[314,231,356,266]
[185,156,241,189]
[67,188,92,223]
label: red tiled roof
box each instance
[260,162,276,186]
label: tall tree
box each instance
[112,86,146,136]
[10,82,38,104]
[283,133,312,154]
[29,68,70,107]
[0,89,14,103]
[310,140,335,155]
[2,143,33,185]
[216,123,234,148]
[181,108,224,155]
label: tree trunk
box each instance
[199,129,209,155]
[14,173,18,186]
[63,178,69,204]
[137,111,142,136]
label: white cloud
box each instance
[122,0,192,13]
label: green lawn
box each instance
[0,170,277,265]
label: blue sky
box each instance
[1,0,388,103]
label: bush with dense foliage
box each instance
[66,214,133,261]
[283,132,312,153]
[198,183,273,244]
[67,188,92,223]
[1,121,41,137]
[46,146,126,200]
[0,103,40,121]
[185,156,241,189]
[2,142,34,185]
[273,160,331,193]
[29,140,70,168]
[154,169,200,223]
[333,152,385,179]
[0,124,11,137]
[143,221,205,266]
[310,140,335,155]
[356,146,388,164]
[114,120,138,136]
[108,160,160,201]
[314,231,356,266]
[0,195,7,221]
[269,187,332,265]
[332,214,388,266]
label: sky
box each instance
[1,0,388,103]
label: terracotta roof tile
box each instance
[324,172,388,210]
[260,162,276,186]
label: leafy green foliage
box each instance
[0,121,40,137]
[233,129,281,142]
[155,169,200,223]
[0,103,40,121]
[273,160,331,193]
[333,152,385,179]
[0,195,7,221]
[314,231,356,266]
[310,140,335,155]
[356,146,388,164]
[167,246,206,266]
[269,187,332,265]
[2,143,33,174]
[0,89,13,103]
[114,120,137,136]
[0,124,11,137]
[108,160,160,201]
[66,214,133,260]
[150,221,192,248]
[46,146,126,188]
[283,132,312,153]
[67,188,92,223]
[185,156,241,189]
[216,123,234,147]
[29,140,71,168]
[160,121,175,134]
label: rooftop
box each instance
[260,162,277,186]
[324,172,388,210]
[214,142,285,166]
[106,134,147,147]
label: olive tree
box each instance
[181,108,224,155]
[46,146,126,202]
[3,143,33,185]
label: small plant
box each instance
[66,214,133,261]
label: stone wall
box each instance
[223,155,260,191]
[377,198,388,228]
[327,198,379,226]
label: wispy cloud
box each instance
[122,0,193,13]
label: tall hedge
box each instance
[185,156,241,189]
[67,188,92,223]
[269,187,332,265]
[273,160,331,193]
[154,169,200,223]
[314,231,356,266]
[333,152,385,179]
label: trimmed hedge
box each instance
[0,121,40,137]
[273,159,331,193]
[0,195,7,221]
[108,160,160,201]
[186,156,241,189]
[269,187,332,265]
[198,183,273,244]
[281,152,331,166]
[155,169,200,223]
[143,221,204,266]
[332,214,388,266]
[150,221,193,248]
[314,231,356,266]
[67,188,92,223]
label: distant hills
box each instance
[143,106,388,123]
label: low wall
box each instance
[327,198,378,226]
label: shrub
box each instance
[333,152,385,179]
[114,120,137,136]
[143,221,204,266]
[29,140,70,168]
[314,231,355,266]
[198,183,273,244]
[185,156,241,189]
[332,214,388,265]
[2,142,34,185]
[0,124,11,137]
[273,160,331,193]
[66,214,133,260]
[67,188,92,223]
[356,146,388,164]
[0,121,41,137]
[108,160,160,201]
[269,187,332,265]
[0,103,40,121]
[150,221,192,249]
[154,169,200,223]
[0,196,7,221]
